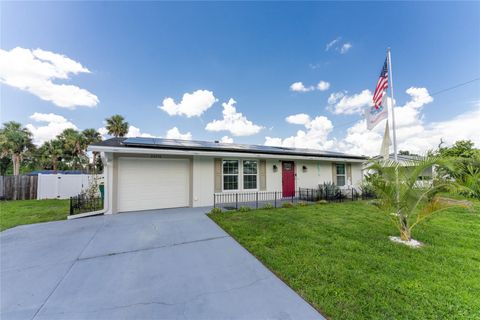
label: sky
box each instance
[1,1,479,156]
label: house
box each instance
[88,137,367,214]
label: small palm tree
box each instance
[367,156,465,242]
[105,115,129,137]
[82,128,102,172]
[0,122,34,175]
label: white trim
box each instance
[221,159,259,192]
[88,145,366,163]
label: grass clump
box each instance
[262,203,274,209]
[282,202,294,208]
[238,206,252,212]
[209,207,223,214]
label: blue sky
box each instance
[1,1,479,155]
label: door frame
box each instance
[281,161,295,197]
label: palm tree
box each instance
[0,122,34,175]
[82,128,102,172]
[38,139,63,171]
[57,128,87,170]
[105,115,129,137]
[366,156,466,242]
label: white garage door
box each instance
[117,157,190,212]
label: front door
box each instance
[282,161,295,197]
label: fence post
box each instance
[256,192,258,209]
[235,193,238,210]
[274,192,277,208]
[69,197,73,215]
[213,194,216,208]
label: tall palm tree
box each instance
[105,115,129,137]
[82,128,102,172]
[57,128,87,170]
[366,156,466,242]
[38,139,63,171]
[0,122,34,175]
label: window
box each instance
[243,160,258,189]
[223,160,238,190]
[336,163,346,186]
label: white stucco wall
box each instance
[296,160,334,189]
[266,159,282,191]
[192,156,214,207]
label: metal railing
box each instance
[70,194,104,216]
[213,187,374,210]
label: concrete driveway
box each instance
[1,207,323,320]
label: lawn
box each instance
[210,201,480,319]
[0,199,69,231]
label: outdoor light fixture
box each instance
[302,165,307,172]
[273,164,278,172]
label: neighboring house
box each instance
[88,137,367,214]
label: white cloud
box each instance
[0,47,99,108]
[97,125,157,139]
[340,43,352,54]
[205,98,263,136]
[265,87,480,155]
[159,89,217,117]
[325,37,341,51]
[165,127,192,140]
[290,82,314,92]
[220,136,233,143]
[26,112,78,145]
[328,89,372,115]
[286,113,311,125]
[317,81,330,91]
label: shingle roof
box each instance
[90,137,367,160]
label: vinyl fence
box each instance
[0,175,38,200]
[37,174,103,200]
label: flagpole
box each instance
[387,47,398,162]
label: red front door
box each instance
[282,161,295,197]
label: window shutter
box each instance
[259,160,267,191]
[214,158,222,193]
[347,163,352,185]
[332,163,336,184]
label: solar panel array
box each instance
[122,137,364,159]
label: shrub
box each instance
[262,203,274,209]
[238,206,252,212]
[209,207,222,214]
[282,202,294,208]
[316,200,328,205]
[297,201,308,207]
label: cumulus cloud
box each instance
[265,87,480,155]
[0,47,99,108]
[220,136,233,143]
[290,82,314,92]
[165,127,192,140]
[159,89,217,117]
[340,43,352,54]
[26,112,78,145]
[97,125,157,139]
[286,113,311,125]
[205,98,263,136]
[328,89,372,115]
[317,81,330,91]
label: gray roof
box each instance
[91,137,367,160]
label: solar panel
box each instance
[122,137,364,159]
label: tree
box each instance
[82,128,102,172]
[38,139,63,171]
[367,156,465,242]
[0,122,34,175]
[57,128,87,170]
[105,115,128,137]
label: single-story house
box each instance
[88,137,367,214]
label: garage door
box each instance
[117,157,190,212]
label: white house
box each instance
[88,137,367,214]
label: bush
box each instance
[262,203,274,209]
[282,202,294,208]
[209,207,222,214]
[297,201,308,207]
[238,206,252,212]
[316,200,328,205]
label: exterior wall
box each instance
[103,152,365,213]
[192,156,214,207]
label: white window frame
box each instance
[242,160,258,190]
[221,158,259,192]
[336,163,346,187]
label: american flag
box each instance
[372,58,389,109]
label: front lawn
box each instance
[0,199,69,231]
[210,201,480,319]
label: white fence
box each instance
[37,174,103,200]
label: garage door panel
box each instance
[117,158,190,212]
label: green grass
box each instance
[0,199,69,231]
[210,201,480,319]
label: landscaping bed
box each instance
[209,201,480,319]
[0,199,69,231]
